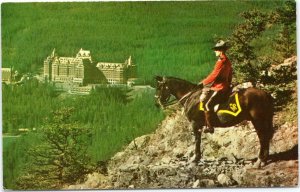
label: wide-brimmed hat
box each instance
[212,40,229,51]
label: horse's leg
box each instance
[191,121,202,163]
[252,119,273,168]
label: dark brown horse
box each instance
[155,76,274,168]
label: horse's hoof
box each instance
[186,162,197,170]
[203,128,214,134]
[253,159,266,169]
[253,163,260,169]
[190,161,198,167]
[188,156,200,165]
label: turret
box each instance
[76,48,92,62]
[51,48,56,58]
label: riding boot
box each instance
[203,111,214,134]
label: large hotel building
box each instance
[43,48,136,85]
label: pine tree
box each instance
[227,9,270,84]
[16,107,92,190]
[273,1,296,63]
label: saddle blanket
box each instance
[199,93,242,123]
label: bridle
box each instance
[155,78,193,108]
[155,79,177,108]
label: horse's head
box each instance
[154,76,172,108]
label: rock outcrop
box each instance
[67,109,298,189]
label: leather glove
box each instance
[196,82,204,89]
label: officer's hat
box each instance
[212,40,229,51]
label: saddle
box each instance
[199,91,242,124]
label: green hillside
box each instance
[2,1,291,189]
[1,1,283,84]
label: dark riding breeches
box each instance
[202,90,227,111]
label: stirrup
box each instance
[203,127,214,134]
[203,120,214,134]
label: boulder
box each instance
[217,174,233,186]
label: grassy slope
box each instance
[1,1,282,83]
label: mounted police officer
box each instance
[198,40,233,133]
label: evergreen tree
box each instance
[227,9,270,84]
[16,107,92,190]
[272,1,296,63]
[227,2,296,84]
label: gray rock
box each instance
[147,145,159,157]
[192,179,200,188]
[160,156,172,164]
[127,135,151,150]
[232,168,246,185]
[199,179,215,187]
[125,155,142,164]
[172,147,185,158]
[217,173,232,186]
[286,160,297,168]
[119,164,139,172]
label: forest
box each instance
[2,1,296,190]
[3,81,165,188]
[2,1,284,84]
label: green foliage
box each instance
[227,9,270,83]
[71,86,165,161]
[274,1,296,25]
[3,82,164,189]
[2,80,59,133]
[272,1,296,63]
[218,1,296,110]
[273,25,296,63]
[1,1,282,84]
[278,89,298,125]
[16,108,92,190]
[226,1,296,86]
[3,134,40,189]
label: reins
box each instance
[164,86,201,108]
[162,98,178,107]
[164,90,194,108]
[178,91,193,103]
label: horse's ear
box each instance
[155,75,163,82]
[163,76,167,82]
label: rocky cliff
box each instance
[66,57,298,189]
[67,109,298,189]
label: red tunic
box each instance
[202,53,232,92]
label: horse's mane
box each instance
[165,76,196,86]
[163,76,201,114]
